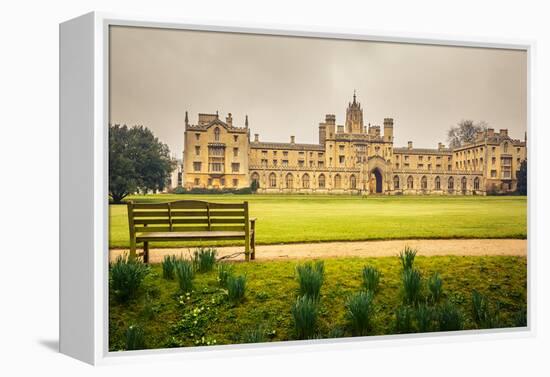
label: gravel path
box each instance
[109,239,526,263]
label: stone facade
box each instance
[183,94,526,195]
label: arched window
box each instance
[269,173,277,188]
[302,174,310,189]
[285,173,293,189]
[503,142,508,153]
[350,175,357,189]
[214,127,220,141]
[318,174,326,188]
[334,174,341,189]
[251,172,260,187]
[421,176,428,190]
[448,177,454,190]
[474,177,480,190]
[393,175,400,189]
[461,176,467,191]
[435,176,441,190]
[407,175,414,189]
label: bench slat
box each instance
[136,230,246,242]
[136,225,246,233]
[132,210,244,218]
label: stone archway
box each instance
[364,156,388,194]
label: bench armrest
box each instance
[249,217,257,223]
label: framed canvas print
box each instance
[59,12,533,365]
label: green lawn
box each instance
[109,255,527,351]
[109,194,527,248]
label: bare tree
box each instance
[447,120,488,148]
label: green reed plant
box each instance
[402,268,422,305]
[415,303,435,333]
[394,305,415,334]
[125,324,145,350]
[399,246,417,271]
[175,260,195,293]
[427,272,443,303]
[227,274,247,303]
[193,247,217,273]
[242,325,266,343]
[291,295,318,340]
[345,291,375,336]
[296,260,325,301]
[361,266,381,294]
[110,254,149,303]
[437,301,464,331]
[217,262,234,288]
[162,255,177,280]
[471,290,501,328]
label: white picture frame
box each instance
[59,11,536,365]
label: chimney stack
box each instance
[499,129,508,137]
[438,142,445,151]
[225,113,233,127]
[408,141,413,149]
[487,128,495,137]
[254,133,259,142]
[290,135,295,144]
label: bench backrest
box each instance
[127,200,249,234]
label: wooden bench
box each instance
[127,200,256,263]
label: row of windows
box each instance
[193,162,240,173]
[193,177,239,187]
[195,128,240,142]
[393,175,480,190]
[251,172,357,190]
[195,146,240,157]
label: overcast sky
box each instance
[109,26,527,158]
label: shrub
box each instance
[399,246,417,271]
[242,325,266,343]
[125,325,145,350]
[227,274,247,303]
[345,291,375,336]
[175,260,195,292]
[110,255,149,302]
[361,266,381,294]
[173,186,186,194]
[437,302,464,331]
[394,305,414,334]
[162,255,177,280]
[415,303,435,332]
[193,247,217,273]
[402,268,422,305]
[291,295,318,339]
[296,261,325,301]
[427,272,443,303]
[217,263,234,288]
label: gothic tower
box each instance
[345,91,364,134]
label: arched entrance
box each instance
[369,168,383,194]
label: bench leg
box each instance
[244,236,250,262]
[129,239,137,260]
[143,242,149,264]
[251,232,256,260]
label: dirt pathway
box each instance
[109,239,526,263]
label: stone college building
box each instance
[183,94,526,195]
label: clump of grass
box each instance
[296,260,325,301]
[399,246,417,271]
[193,247,217,273]
[514,307,527,327]
[110,254,149,303]
[415,303,435,332]
[227,274,247,303]
[242,325,266,344]
[361,266,381,294]
[437,302,464,331]
[162,255,177,280]
[471,290,501,328]
[175,260,195,292]
[402,268,422,305]
[394,305,415,334]
[291,295,318,340]
[125,325,145,350]
[427,272,443,303]
[217,262,234,288]
[345,291,375,336]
